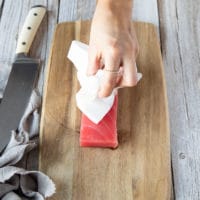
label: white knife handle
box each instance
[16,5,46,54]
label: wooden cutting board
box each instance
[39,21,171,200]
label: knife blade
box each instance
[0,5,46,153]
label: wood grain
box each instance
[59,0,96,22]
[1,0,199,199]
[58,0,159,25]
[39,21,171,200]
[158,1,200,199]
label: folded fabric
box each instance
[68,40,142,124]
[0,90,55,200]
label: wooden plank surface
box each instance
[39,21,171,200]
[58,0,159,25]
[59,0,96,22]
[158,1,200,199]
[2,0,199,199]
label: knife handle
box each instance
[16,5,46,54]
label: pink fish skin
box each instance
[80,95,118,148]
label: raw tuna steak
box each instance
[80,95,118,148]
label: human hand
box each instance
[87,0,140,98]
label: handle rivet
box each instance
[22,42,26,45]
[34,13,38,16]
[27,26,31,30]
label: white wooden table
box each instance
[0,0,199,199]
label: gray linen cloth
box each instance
[0,90,55,200]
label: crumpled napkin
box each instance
[68,40,115,124]
[0,90,55,200]
[76,69,116,124]
[67,40,142,124]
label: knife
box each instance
[0,5,46,153]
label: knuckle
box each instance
[106,40,122,58]
[124,42,139,58]
[127,38,139,56]
[107,47,121,58]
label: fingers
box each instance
[87,41,140,98]
[87,45,101,76]
[98,51,121,98]
[118,58,138,87]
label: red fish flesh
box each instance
[80,95,118,148]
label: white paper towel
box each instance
[67,40,142,124]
